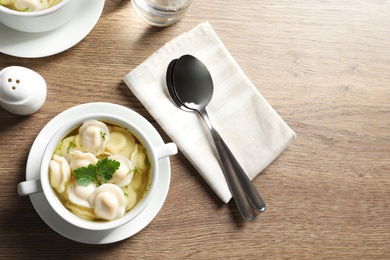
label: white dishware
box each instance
[0,0,105,58]
[25,103,172,243]
[0,66,46,115]
[0,0,81,33]
[18,104,178,232]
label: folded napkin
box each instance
[123,22,296,203]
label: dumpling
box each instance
[78,120,110,156]
[131,144,148,172]
[0,1,14,7]
[66,201,96,221]
[49,154,71,193]
[129,172,143,191]
[67,180,96,208]
[108,155,134,187]
[105,126,136,157]
[13,0,49,12]
[89,184,126,221]
[54,135,81,160]
[68,150,98,171]
[122,185,137,211]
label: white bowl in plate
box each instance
[18,112,177,231]
[0,0,81,33]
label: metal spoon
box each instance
[167,56,266,213]
[166,55,266,220]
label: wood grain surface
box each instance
[0,0,389,258]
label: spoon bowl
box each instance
[171,55,213,111]
[166,59,191,112]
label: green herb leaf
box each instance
[96,157,120,183]
[74,164,99,186]
[73,158,120,186]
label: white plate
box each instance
[25,102,171,244]
[0,0,105,58]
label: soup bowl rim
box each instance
[40,113,159,231]
[0,0,70,17]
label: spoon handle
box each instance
[199,109,253,221]
[217,132,266,212]
[199,110,266,212]
[212,130,254,221]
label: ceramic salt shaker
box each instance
[0,66,47,115]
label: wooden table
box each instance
[1,0,389,258]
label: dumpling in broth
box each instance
[68,150,98,171]
[67,180,96,208]
[131,144,148,172]
[49,154,71,194]
[105,126,136,158]
[108,154,134,188]
[0,0,15,7]
[122,185,137,211]
[66,201,96,221]
[54,135,81,161]
[78,120,110,156]
[89,184,126,221]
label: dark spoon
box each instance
[166,59,191,112]
[166,55,266,220]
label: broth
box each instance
[49,120,151,222]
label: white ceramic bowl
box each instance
[18,113,177,230]
[0,0,81,33]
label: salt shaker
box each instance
[0,66,47,115]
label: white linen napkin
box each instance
[123,22,296,203]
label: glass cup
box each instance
[131,0,193,27]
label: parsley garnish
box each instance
[100,130,106,141]
[67,142,76,154]
[129,167,140,175]
[74,157,120,187]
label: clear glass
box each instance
[131,0,193,26]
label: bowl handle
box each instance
[154,142,178,160]
[17,179,42,196]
